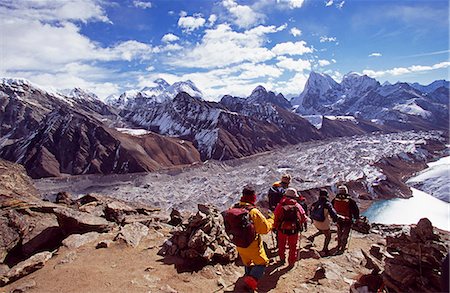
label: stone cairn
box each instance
[383,218,448,292]
[159,204,238,264]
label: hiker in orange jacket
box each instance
[268,174,291,211]
[235,185,274,291]
[273,188,307,267]
[332,185,359,253]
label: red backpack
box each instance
[279,204,303,233]
[222,204,256,248]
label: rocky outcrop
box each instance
[159,204,238,264]
[382,218,447,292]
[114,222,149,248]
[1,251,53,286]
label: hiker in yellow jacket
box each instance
[235,185,274,292]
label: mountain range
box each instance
[0,73,448,178]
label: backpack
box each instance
[333,198,351,219]
[310,201,326,222]
[268,186,284,211]
[222,204,256,248]
[279,204,303,233]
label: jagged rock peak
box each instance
[251,85,268,96]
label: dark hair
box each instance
[242,185,256,197]
[319,189,328,197]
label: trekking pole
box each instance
[347,226,353,250]
[271,230,276,249]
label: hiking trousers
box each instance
[337,222,352,250]
[277,231,299,264]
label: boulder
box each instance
[55,192,74,206]
[54,208,113,235]
[0,213,22,263]
[382,218,447,292]
[352,217,371,234]
[168,209,183,226]
[62,232,101,249]
[1,251,52,286]
[96,240,113,249]
[114,222,149,248]
[104,201,136,224]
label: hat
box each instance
[285,188,298,198]
[281,174,291,183]
[319,189,328,197]
[338,185,348,194]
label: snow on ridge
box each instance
[116,128,151,136]
[301,115,323,129]
[393,102,431,119]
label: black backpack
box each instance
[222,204,256,248]
[310,201,326,222]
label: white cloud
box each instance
[336,1,345,9]
[369,52,382,57]
[0,0,110,23]
[276,0,306,9]
[208,14,217,26]
[290,27,302,37]
[363,61,450,78]
[146,65,155,71]
[133,0,152,9]
[319,36,337,43]
[276,56,311,71]
[318,59,331,66]
[178,14,206,32]
[325,0,334,7]
[272,41,313,56]
[179,10,188,17]
[238,63,284,79]
[161,33,179,43]
[275,72,308,95]
[167,24,281,69]
[222,0,265,28]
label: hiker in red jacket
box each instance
[332,185,360,253]
[273,188,307,267]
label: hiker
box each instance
[332,185,359,253]
[297,194,308,232]
[308,189,342,257]
[268,174,291,211]
[225,185,274,292]
[273,188,307,267]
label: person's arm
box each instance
[325,201,339,222]
[250,208,273,234]
[296,203,307,223]
[273,202,283,229]
[350,199,360,220]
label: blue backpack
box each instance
[310,201,325,222]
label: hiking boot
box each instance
[319,249,329,257]
[243,276,258,292]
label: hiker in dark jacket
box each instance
[235,185,273,292]
[332,185,360,253]
[308,189,342,256]
[297,195,308,232]
[268,174,291,211]
[273,188,307,267]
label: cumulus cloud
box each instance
[369,52,382,57]
[319,36,337,43]
[0,0,110,23]
[318,59,331,66]
[275,72,309,95]
[222,0,265,28]
[272,41,313,56]
[238,63,284,79]
[208,14,217,26]
[161,33,179,43]
[325,0,334,7]
[166,24,282,69]
[363,61,450,78]
[276,56,311,71]
[276,0,306,9]
[290,27,302,37]
[178,14,206,32]
[133,0,152,9]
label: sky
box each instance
[1,0,449,101]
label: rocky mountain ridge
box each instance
[291,72,449,130]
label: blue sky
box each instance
[1,0,448,100]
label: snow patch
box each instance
[116,128,151,136]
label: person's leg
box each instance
[278,230,287,263]
[336,223,343,250]
[243,238,270,290]
[322,229,331,253]
[287,233,299,265]
[340,223,351,250]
